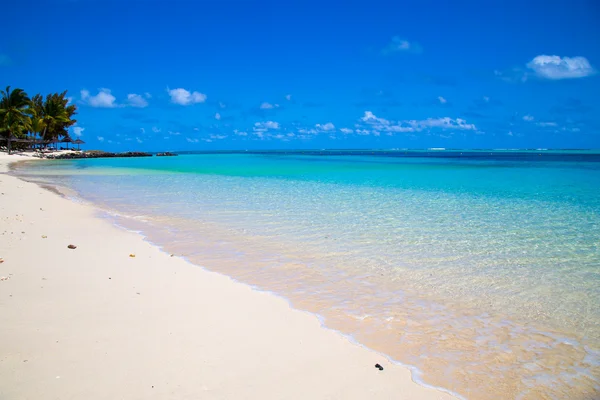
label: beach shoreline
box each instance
[0,152,456,399]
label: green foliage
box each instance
[1,87,78,144]
[40,91,76,141]
[0,86,32,138]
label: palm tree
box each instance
[40,92,76,146]
[0,86,31,154]
[28,113,45,149]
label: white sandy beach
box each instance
[0,153,455,399]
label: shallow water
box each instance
[14,151,600,399]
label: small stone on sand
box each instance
[67,244,77,249]
[129,254,136,258]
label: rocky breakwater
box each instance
[46,151,152,160]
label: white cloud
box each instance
[186,138,200,143]
[219,102,226,108]
[144,92,152,99]
[340,128,353,134]
[438,96,447,104]
[414,117,476,130]
[72,126,85,137]
[140,128,145,134]
[315,122,335,131]
[285,94,292,101]
[383,36,422,54]
[136,137,143,144]
[360,111,477,133]
[523,115,534,122]
[168,131,181,136]
[298,128,318,134]
[81,88,117,108]
[127,93,149,108]
[260,102,279,109]
[537,121,558,127]
[215,112,221,120]
[254,121,280,131]
[97,136,105,142]
[361,111,389,124]
[168,88,207,105]
[526,55,596,80]
[152,127,161,133]
[234,130,248,136]
[210,134,227,140]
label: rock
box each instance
[129,254,136,258]
[67,244,77,249]
[46,151,152,160]
[0,258,4,264]
[375,363,384,371]
[42,235,47,238]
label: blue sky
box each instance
[2,0,600,151]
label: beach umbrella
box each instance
[61,137,73,149]
[73,138,85,150]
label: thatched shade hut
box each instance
[61,137,73,149]
[1,134,19,154]
[72,138,85,150]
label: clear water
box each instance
[14,151,600,399]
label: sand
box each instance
[0,152,456,400]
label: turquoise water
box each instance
[14,151,600,399]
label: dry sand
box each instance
[0,153,456,400]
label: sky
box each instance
[2,0,600,151]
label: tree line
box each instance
[0,86,77,153]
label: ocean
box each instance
[13,150,600,399]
